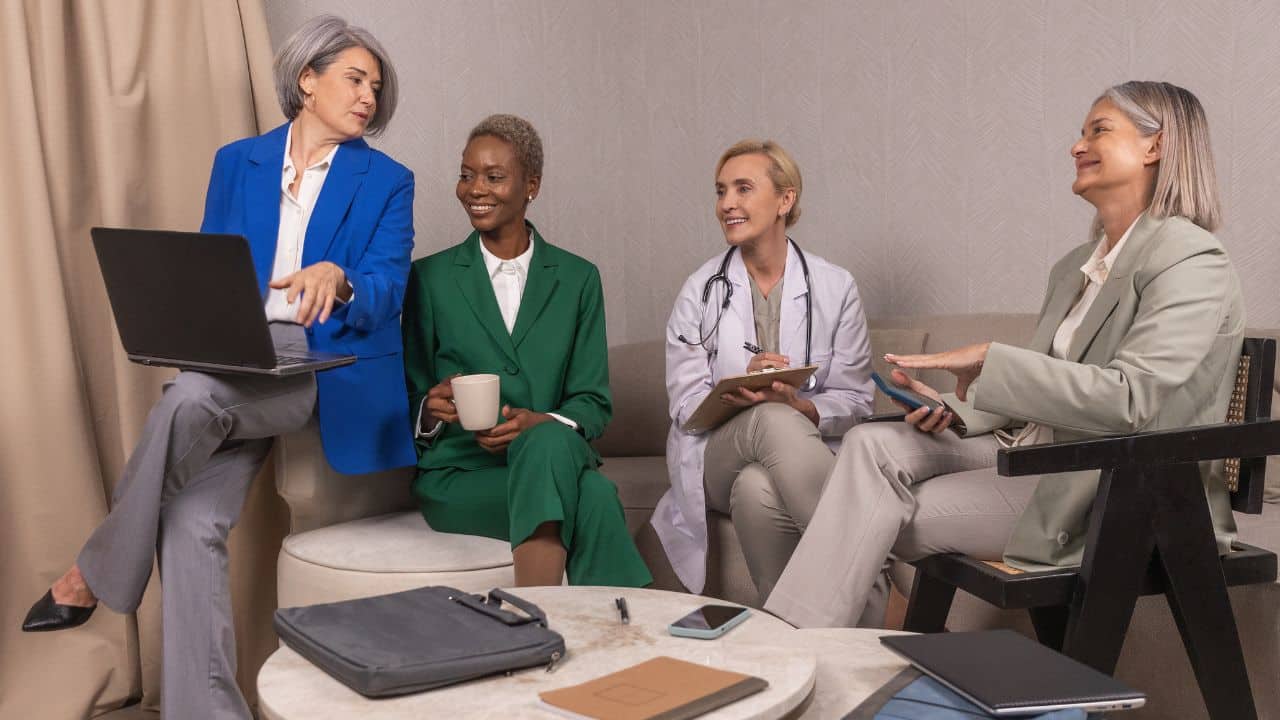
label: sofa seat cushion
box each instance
[278,512,517,607]
[283,511,512,573]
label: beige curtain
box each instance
[0,1,284,716]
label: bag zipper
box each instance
[545,650,562,673]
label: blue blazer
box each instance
[200,123,416,474]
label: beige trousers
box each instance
[703,403,836,603]
[764,421,1037,628]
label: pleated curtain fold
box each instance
[0,1,284,716]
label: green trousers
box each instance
[413,421,652,587]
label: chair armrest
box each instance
[274,417,416,533]
[997,419,1280,477]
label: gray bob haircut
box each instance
[468,114,544,178]
[273,15,399,136]
[1098,81,1221,232]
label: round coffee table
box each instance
[258,586,817,719]
[778,629,912,718]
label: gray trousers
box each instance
[764,421,1036,628]
[77,324,316,720]
[703,403,836,603]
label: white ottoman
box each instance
[277,511,515,608]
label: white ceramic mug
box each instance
[451,374,501,431]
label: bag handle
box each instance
[488,589,548,625]
[451,589,547,627]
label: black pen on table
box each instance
[614,596,630,625]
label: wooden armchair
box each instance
[901,338,1279,720]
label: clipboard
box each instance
[682,364,819,434]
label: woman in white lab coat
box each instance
[654,139,875,601]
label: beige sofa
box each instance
[275,313,1280,719]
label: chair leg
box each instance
[1028,605,1068,650]
[1060,468,1154,675]
[1154,464,1257,720]
[902,569,955,633]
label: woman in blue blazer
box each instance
[22,16,414,720]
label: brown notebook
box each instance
[538,655,768,720]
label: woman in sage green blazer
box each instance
[402,114,650,587]
[766,81,1244,628]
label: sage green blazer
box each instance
[402,225,611,473]
[947,213,1245,569]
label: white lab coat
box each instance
[653,242,875,592]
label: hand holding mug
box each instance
[425,375,460,425]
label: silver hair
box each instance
[468,114,544,178]
[272,15,399,137]
[1096,81,1221,232]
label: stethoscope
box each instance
[677,237,816,392]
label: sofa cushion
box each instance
[282,511,512,573]
[867,328,929,413]
[603,455,669,511]
[597,341,669,457]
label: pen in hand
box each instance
[615,597,630,625]
[743,341,763,355]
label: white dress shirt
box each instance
[415,237,577,438]
[264,125,339,323]
[998,214,1140,447]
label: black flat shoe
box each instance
[22,589,97,632]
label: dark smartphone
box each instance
[871,371,943,413]
[667,604,752,639]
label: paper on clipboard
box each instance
[681,364,819,434]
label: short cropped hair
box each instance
[273,15,399,136]
[716,139,803,227]
[467,114,544,178]
[1098,81,1221,232]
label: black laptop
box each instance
[880,630,1146,715]
[91,227,356,376]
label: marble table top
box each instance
[781,628,912,718]
[259,586,819,720]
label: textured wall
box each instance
[265,0,1280,343]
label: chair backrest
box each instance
[1228,337,1275,514]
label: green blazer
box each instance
[948,213,1245,569]
[402,225,612,473]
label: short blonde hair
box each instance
[716,139,803,227]
[468,114,544,178]
[1098,81,1221,231]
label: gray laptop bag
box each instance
[273,586,566,697]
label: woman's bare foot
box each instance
[50,565,97,607]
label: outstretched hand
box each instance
[268,260,350,327]
[885,342,991,401]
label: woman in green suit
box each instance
[402,114,651,587]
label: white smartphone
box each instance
[667,604,752,639]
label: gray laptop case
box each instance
[274,587,566,697]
